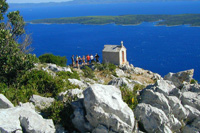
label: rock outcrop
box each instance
[46,63,72,73]
[135,69,200,133]
[0,102,55,133]
[58,88,84,102]
[0,94,14,109]
[108,77,142,90]
[29,95,55,110]
[164,69,194,88]
[72,84,135,133]
[68,78,88,89]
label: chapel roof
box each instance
[102,45,125,52]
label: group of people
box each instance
[71,53,100,67]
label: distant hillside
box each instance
[29,14,200,27]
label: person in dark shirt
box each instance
[95,53,100,63]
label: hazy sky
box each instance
[7,0,72,3]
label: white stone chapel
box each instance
[102,41,128,66]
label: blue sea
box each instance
[8,1,200,81]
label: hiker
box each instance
[71,55,75,67]
[86,54,90,65]
[76,55,79,67]
[95,53,100,63]
[82,56,86,65]
[78,56,82,65]
[90,54,94,63]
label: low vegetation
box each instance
[30,14,200,26]
[94,63,117,77]
[82,66,95,79]
[39,53,67,67]
[120,84,145,110]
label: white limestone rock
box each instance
[168,114,182,132]
[68,78,88,89]
[182,83,200,93]
[0,94,14,109]
[0,105,55,133]
[29,95,55,110]
[133,67,144,75]
[58,88,84,102]
[184,105,200,122]
[164,69,194,88]
[71,99,93,132]
[108,77,137,90]
[167,96,188,120]
[18,102,35,110]
[140,89,171,114]
[181,91,200,111]
[153,80,177,96]
[115,68,125,77]
[151,73,163,80]
[19,109,55,133]
[183,117,200,133]
[134,103,171,133]
[47,63,72,73]
[83,84,135,133]
[92,125,116,133]
[0,107,22,132]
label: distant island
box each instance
[29,14,200,26]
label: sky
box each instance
[7,0,72,3]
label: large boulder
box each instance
[139,89,171,114]
[0,104,55,133]
[134,103,171,133]
[29,95,55,110]
[167,96,188,120]
[181,91,200,111]
[83,84,135,133]
[184,105,200,122]
[150,80,177,96]
[164,69,194,88]
[0,94,14,109]
[71,99,92,133]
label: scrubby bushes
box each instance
[94,63,117,76]
[56,70,80,80]
[41,98,78,132]
[19,70,66,97]
[120,84,145,110]
[39,53,67,67]
[82,66,95,79]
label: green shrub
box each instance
[120,84,145,110]
[39,53,67,67]
[0,83,39,105]
[190,79,198,84]
[82,66,95,79]
[19,70,65,97]
[56,70,80,80]
[94,63,117,76]
[0,29,39,85]
[41,100,78,132]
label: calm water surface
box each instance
[8,2,200,80]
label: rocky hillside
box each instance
[0,63,199,133]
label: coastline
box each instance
[28,21,200,27]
